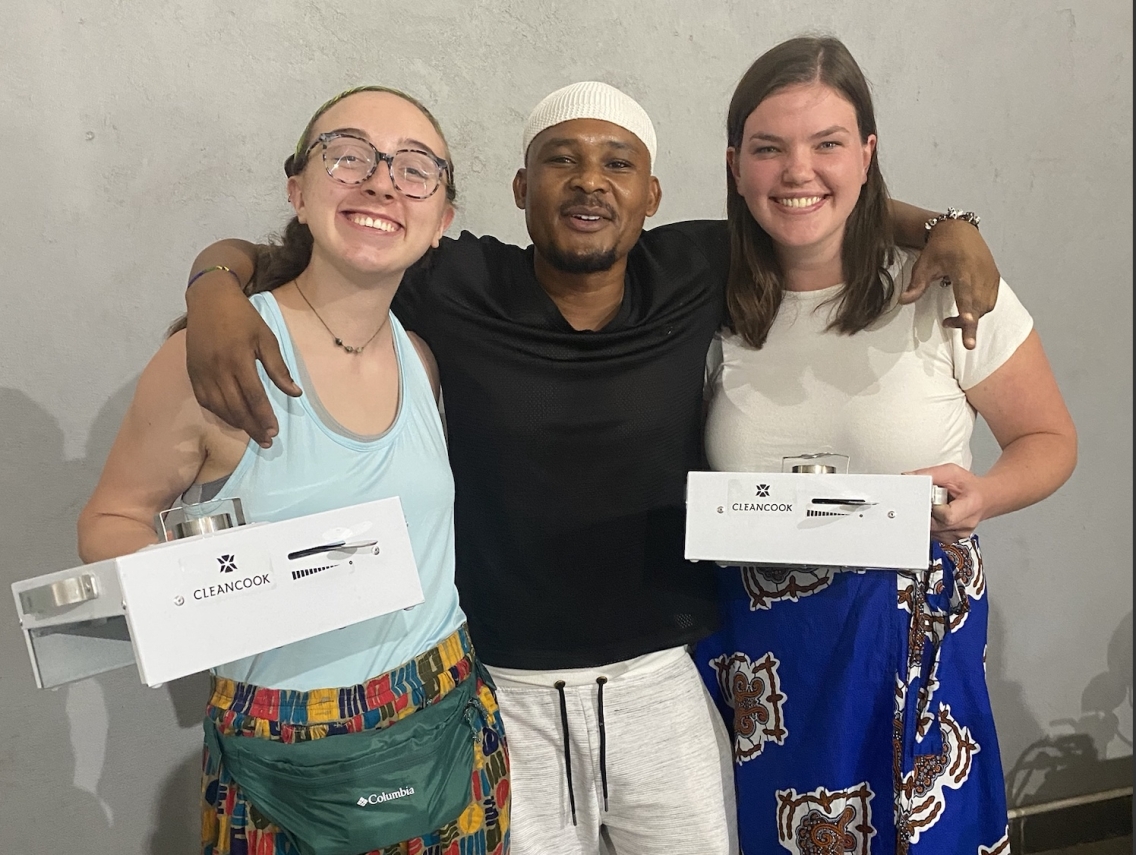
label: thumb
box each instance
[256,330,302,397]
[900,251,939,305]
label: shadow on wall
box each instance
[147,752,205,855]
[0,386,203,855]
[986,599,1047,779]
[1005,611,1133,807]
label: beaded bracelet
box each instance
[923,208,981,243]
[186,265,241,290]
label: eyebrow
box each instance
[748,125,853,143]
[324,128,443,158]
[540,137,639,153]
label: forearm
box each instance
[189,239,259,288]
[889,200,938,249]
[978,432,1077,521]
[185,239,264,351]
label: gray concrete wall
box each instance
[1,1,1130,850]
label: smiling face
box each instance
[513,118,660,275]
[728,82,875,275]
[288,90,454,283]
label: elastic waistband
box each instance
[208,624,475,726]
[487,645,689,689]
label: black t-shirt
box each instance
[393,219,730,669]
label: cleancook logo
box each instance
[193,572,271,601]
[357,787,415,807]
[217,554,237,573]
[732,485,792,512]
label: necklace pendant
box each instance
[334,338,343,347]
[344,345,357,354]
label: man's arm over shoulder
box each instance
[184,239,296,447]
[890,200,1000,349]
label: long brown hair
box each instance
[168,86,456,337]
[725,36,894,349]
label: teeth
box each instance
[351,215,397,232]
[777,196,823,209]
[575,215,601,221]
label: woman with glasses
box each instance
[696,37,1076,854]
[78,86,510,855]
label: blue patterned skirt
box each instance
[696,536,1010,855]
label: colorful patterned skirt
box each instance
[696,537,1009,855]
[201,625,510,855]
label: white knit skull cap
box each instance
[521,81,657,168]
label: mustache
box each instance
[559,194,615,219]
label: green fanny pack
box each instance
[203,668,488,855]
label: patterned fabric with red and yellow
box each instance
[201,625,510,855]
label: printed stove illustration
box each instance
[685,469,937,570]
[11,497,424,689]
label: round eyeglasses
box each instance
[300,132,449,199]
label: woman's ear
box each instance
[862,134,877,184]
[287,175,306,223]
[433,204,456,248]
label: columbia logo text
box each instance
[357,787,415,807]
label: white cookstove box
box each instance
[11,497,424,689]
[685,471,934,570]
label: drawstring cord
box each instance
[596,676,609,812]
[554,680,578,826]
[553,676,612,826]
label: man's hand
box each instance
[901,219,1000,350]
[185,276,300,447]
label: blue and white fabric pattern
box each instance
[696,536,1010,855]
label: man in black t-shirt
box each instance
[184,81,999,854]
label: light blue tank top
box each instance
[209,291,465,690]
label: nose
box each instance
[782,146,814,185]
[569,158,608,194]
[361,158,397,197]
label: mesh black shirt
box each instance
[393,219,730,669]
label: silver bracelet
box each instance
[924,208,981,242]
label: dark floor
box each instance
[1034,836,1132,855]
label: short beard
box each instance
[543,244,619,274]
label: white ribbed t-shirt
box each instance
[704,248,1033,475]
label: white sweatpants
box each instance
[487,647,738,855]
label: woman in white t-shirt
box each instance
[694,37,1076,855]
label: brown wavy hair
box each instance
[169,86,455,336]
[725,36,894,349]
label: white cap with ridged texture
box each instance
[521,81,657,168]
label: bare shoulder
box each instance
[136,331,248,450]
[135,330,197,407]
[406,331,440,401]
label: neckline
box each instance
[782,282,845,302]
[263,291,405,448]
[524,246,635,333]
